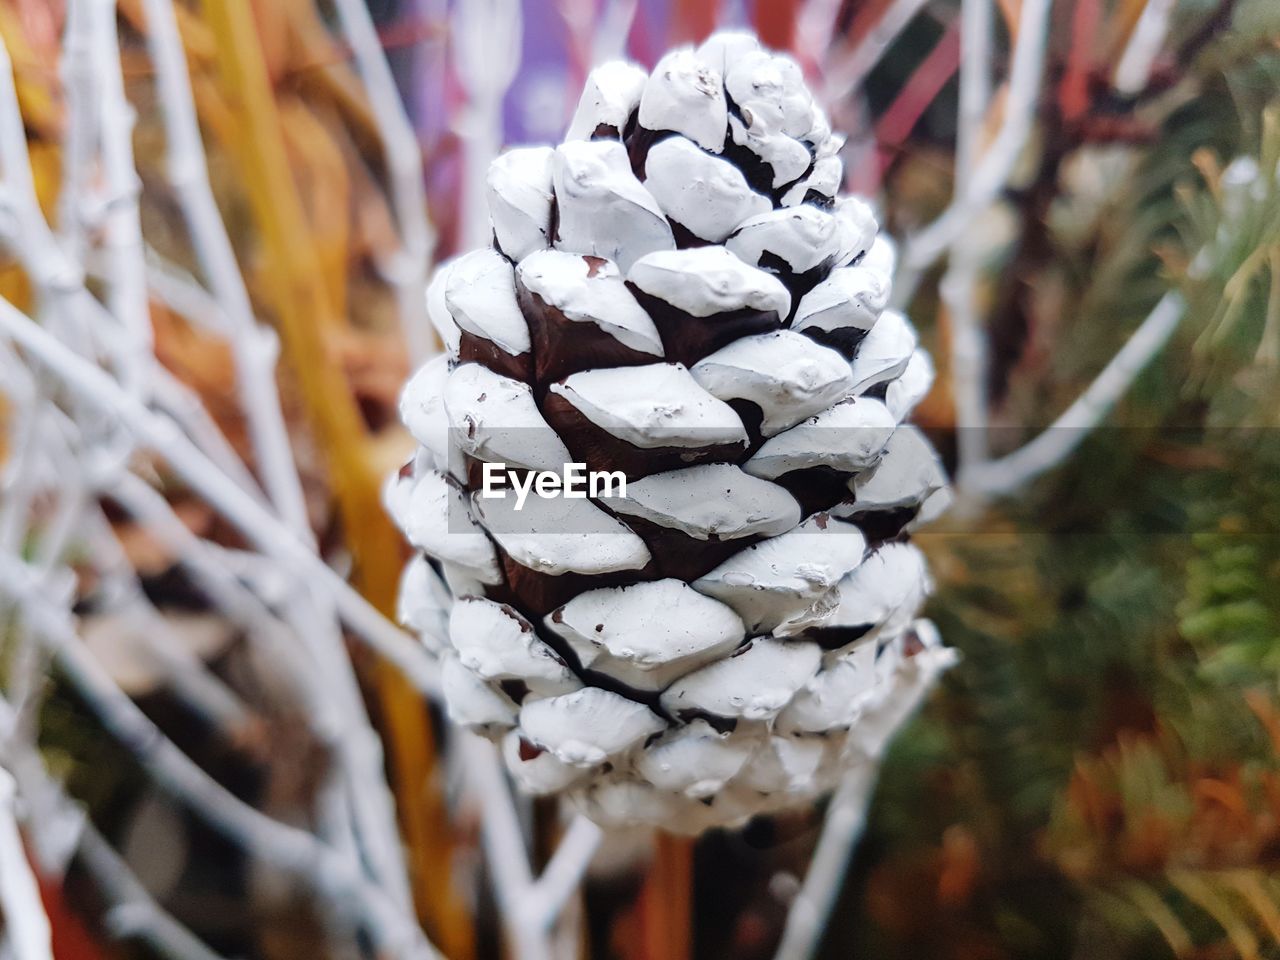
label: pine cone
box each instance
[388,32,955,833]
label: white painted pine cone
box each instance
[387,32,954,834]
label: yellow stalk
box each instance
[197,3,472,956]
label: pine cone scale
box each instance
[389,31,955,832]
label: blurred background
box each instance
[0,0,1279,959]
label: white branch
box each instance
[0,296,440,698]
[463,736,552,960]
[821,0,932,107]
[962,291,1185,497]
[90,0,153,398]
[774,650,958,960]
[138,0,311,538]
[900,0,1053,274]
[330,0,437,364]
[944,0,997,485]
[0,565,441,960]
[0,768,54,960]
[525,815,601,931]
[1114,0,1175,95]
[453,0,523,251]
[83,826,234,960]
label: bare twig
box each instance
[526,815,602,931]
[0,564,442,960]
[774,649,959,960]
[0,767,54,960]
[900,0,1053,276]
[4,746,235,960]
[463,737,552,960]
[821,0,933,106]
[90,0,154,397]
[962,291,1185,497]
[0,297,441,698]
[330,0,436,363]
[137,0,312,539]
[453,0,523,250]
[1114,0,1176,95]
[944,0,997,486]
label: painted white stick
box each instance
[771,762,879,960]
[1114,0,1175,95]
[0,297,441,698]
[452,0,523,251]
[774,654,956,960]
[821,0,933,106]
[330,0,437,364]
[0,569,442,960]
[962,291,1185,497]
[91,0,154,398]
[0,768,54,960]
[944,0,996,486]
[463,736,553,960]
[138,0,311,539]
[525,815,602,931]
[56,0,96,263]
[901,0,1053,273]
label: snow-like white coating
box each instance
[775,643,879,734]
[827,544,931,643]
[780,155,843,206]
[885,348,935,422]
[638,49,728,152]
[694,31,761,76]
[732,733,827,793]
[471,492,652,577]
[487,146,555,262]
[660,638,822,721]
[726,205,843,274]
[692,514,868,632]
[791,263,890,335]
[633,721,755,798]
[744,397,896,479]
[516,250,662,356]
[862,233,897,276]
[849,310,918,392]
[546,579,744,691]
[727,113,811,187]
[426,259,461,358]
[839,426,947,515]
[382,468,502,585]
[644,137,771,242]
[503,732,590,795]
[608,463,800,540]
[549,363,747,450]
[399,354,452,471]
[553,140,675,272]
[449,597,580,694]
[521,688,665,766]
[833,196,878,265]
[443,363,574,471]
[444,249,531,356]
[565,60,647,140]
[724,50,814,139]
[395,553,451,647]
[627,246,791,319]
[441,653,520,732]
[691,330,854,436]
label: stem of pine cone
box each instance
[640,834,694,960]
[198,4,473,957]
